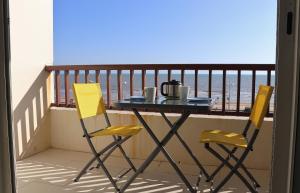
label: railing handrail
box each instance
[45,64,275,71]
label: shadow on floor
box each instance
[16,149,270,193]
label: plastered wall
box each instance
[51,108,273,170]
[9,0,53,160]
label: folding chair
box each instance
[72,83,142,192]
[197,85,273,193]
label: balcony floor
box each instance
[16,149,270,193]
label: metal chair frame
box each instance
[74,112,138,192]
[197,85,273,193]
[196,120,261,192]
[203,123,260,193]
[72,83,139,192]
[203,121,260,184]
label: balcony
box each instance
[15,64,275,193]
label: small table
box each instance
[114,97,212,193]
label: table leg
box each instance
[119,109,195,193]
[160,112,209,179]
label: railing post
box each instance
[75,70,80,83]
[237,70,241,113]
[96,70,100,84]
[251,70,256,107]
[130,70,134,96]
[208,69,212,98]
[142,70,146,95]
[222,70,226,113]
[64,70,70,106]
[107,70,111,108]
[55,70,61,106]
[117,70,123,100]
[267,70,271,86]
[181,69,185,85]
[168,69,172,81]
[194,69,198,97]
[85,70,89,83]
[155,69,159,96]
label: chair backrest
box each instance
[249,85,274,129]
[73,83,106,119]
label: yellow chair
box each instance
[72,83,142,192]
[198,85,273,193]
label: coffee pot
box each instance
[160,80,182,99]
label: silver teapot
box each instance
[160,80,182,99]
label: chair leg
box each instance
[98,136,131,166]
[95,156,120,192]
[219,144,260,188]
[239,163,260,188]
[96,136,137,174]
[75,136,131,182]
[205,147,238,182]
[99,137,138,183]
[114,136,137,172]
[74,139,121,182]
[206,156,228,183]
[74,155,98,182]
[95,142,121,169]
[75,136,135,192]
[94,137,136,183]
[87,138,120,192]
[206,144,257,193]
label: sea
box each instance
[59,71,275,111]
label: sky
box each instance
[54,0,277,65]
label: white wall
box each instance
[9,0,53,160]
[51,108,274,170]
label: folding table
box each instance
[114,97,212,193]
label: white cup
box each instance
[179,86,190,101]
[144,87,157,102]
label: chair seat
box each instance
[200,130,248,148]
[90,125,142,137]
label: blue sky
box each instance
[54,0,277,65]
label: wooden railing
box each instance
[45,64,275,116]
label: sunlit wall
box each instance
[9,0,53,160]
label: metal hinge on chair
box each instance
[245,137,254,151]
[227,153,231,159]
[249,145,254,151]
[84,128,105,138]
[115,168,133,182]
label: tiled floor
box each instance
[16,149,270,193]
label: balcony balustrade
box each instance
[45,64,275,116]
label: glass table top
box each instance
[114,97,213,113]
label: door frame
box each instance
[271,0,300,193]
[0,0,15,192]
[289,0,300,192]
